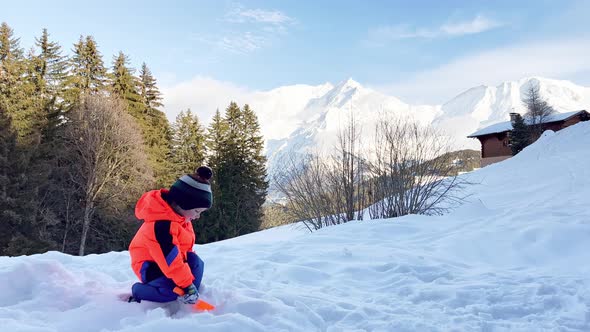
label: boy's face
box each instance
[181,207,208,221]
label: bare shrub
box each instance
[367,116,468,219]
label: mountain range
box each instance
[244,77,590,179]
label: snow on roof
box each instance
[468,110,587,137]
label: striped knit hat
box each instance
[168,166,213,210]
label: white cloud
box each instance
[161,76,252,125]
[226,7,294,25]
[192,31,268,55]
[441,15,504,36]
[195,4,294,55]
[368,15,504,42]
[373,37,590,104]
[217,32,267,54]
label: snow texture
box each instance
[1,122,590,331]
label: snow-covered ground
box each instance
[2,122,590,331]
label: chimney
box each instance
[509,112,521,124]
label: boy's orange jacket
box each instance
[129,189,196,288]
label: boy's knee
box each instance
[187,252,204,268]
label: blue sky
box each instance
[3,0,590,108]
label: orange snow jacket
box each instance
[129,189,196,288]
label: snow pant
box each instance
[131,251,204,303]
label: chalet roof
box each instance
[467,110,588,138]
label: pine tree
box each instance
[33,29,68,134]
[239,104,268,228]
[198,103,268,243]
[110,51,142,111]
[66,35,106,102]
[139,63,163,110]
[0,110,51,256]
[29,29,72,249]
[0,22,27,138]
[0,22,22,61]
[170,109,206,178]
[0,106,20,254]
[510,113,530,155]
[34,29,68,92]
[198,109,228,243]
[0,23,51,255]
[64,36,85,102]
[0,24,46,150]
[206,109,227,167]
[84,36,106,94]
[127,61,172,187]
[217,102,243,239]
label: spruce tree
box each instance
[0,106,20,254]
[84,36,106,94]
[30,29,71,248]
[139,63,172,186]
[198,109,228,243]
[206,109,227,166]
[239,104,268,230]
[33,29,68,134]
[218,102,243,239]
[66,35,106,102]
[198,103,268,243]
[0,22,22,61]
[64,36,85,103]
[0,23,50,255]
[0,22,28,140]
[110,51,142,112]
[124,61,172,187]
[139,63,163,110]
[510,113,530,155]
[170,109,206,178]
[0,24,44,152]
[34,29,68,93]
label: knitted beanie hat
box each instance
[168,166,213,210]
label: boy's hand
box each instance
[179,284,199,304]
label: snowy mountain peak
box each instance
[315,78,365,109]
[260,76,590,186]
[336,77,363,91]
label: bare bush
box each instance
[522,84,555,140]
[274,154,341,231]
[275,113,469,231]
[274,112,369,231]
[367,117,468,219]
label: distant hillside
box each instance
[428,149,481,176]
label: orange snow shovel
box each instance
[174,287,216,312]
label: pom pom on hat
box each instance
[168,166,213,210]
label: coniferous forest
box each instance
[0,23,268,256]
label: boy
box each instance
[127,166,213,304]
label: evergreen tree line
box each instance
[0,23,267,256]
